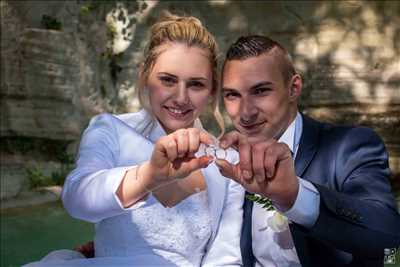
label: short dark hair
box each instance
[224,35,296,85]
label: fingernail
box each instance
[243,170,252,179]
[208,156,214,164]
[220,141,226,148]
[267,171,272,178]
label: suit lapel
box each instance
[295,114,320,177]
[291,114,321,267]
[289,224,313,267]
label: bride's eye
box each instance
[187,80,206,90]
[159,76,177,87]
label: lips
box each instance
[239,121,266,133]
[164,106,193,119]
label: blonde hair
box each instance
[137,11,224,136]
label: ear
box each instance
[137,62,148,90]
[289,74,302,101]
[138,62,145,78]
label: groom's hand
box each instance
[216,131,299,211]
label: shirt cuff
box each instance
[283,177,320,228]
[112,165,152,211]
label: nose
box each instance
[174,82,189,105]
[240,97,258,124]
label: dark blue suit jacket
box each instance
[240,114,400,267]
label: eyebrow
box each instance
[157,72,208,81]
[222,81,273,92]
[222,87,237,92]
[250,81,273,90]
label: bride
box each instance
[24,12,243,267]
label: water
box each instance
[1,201,94,267]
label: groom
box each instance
[216,35,400,267]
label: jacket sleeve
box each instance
[62,114,149,223]
[295,127,400,257]
[202,179,245,266]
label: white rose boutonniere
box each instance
[246,194,289,232]
[267,211,289,232]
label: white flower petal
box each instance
[267,211,289,232]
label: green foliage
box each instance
[26,167,53,189]
[50,170,67,186]
[245,194,275,211]
[80,3,97,16]
[26,164,72,189]
[55,151,74,165]
[41,15,62,31]
[106,22,117,40]
[25,150,74,189]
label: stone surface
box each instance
[1,152,63,200]
[1,188,61,210]
[1,28,81,140]
[0,165,26,200]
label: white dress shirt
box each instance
[252,112,321,267]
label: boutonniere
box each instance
[246,194,289,232]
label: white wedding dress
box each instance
[95,191,212,266]
[25,191,211,267]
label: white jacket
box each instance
[61,110,244,266]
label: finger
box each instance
[215,159,241,183]
[219,130,245,149]
[265,142,293,179]
[264,145,278,179]
[188,128,200,157]
[252,143,267,183]
[175,129,189,158]
[178,155,212,175]
[275,142,293,162]
[239,141,253,182]
[162,136,178,162]
[199,130,214,146]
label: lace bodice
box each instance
[95,191,212,266]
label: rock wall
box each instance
[1,0,399,200]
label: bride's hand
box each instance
[147,128,214,187]
[116,128,214,207]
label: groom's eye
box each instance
[252,87,270,95]
[223,91,240,100]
